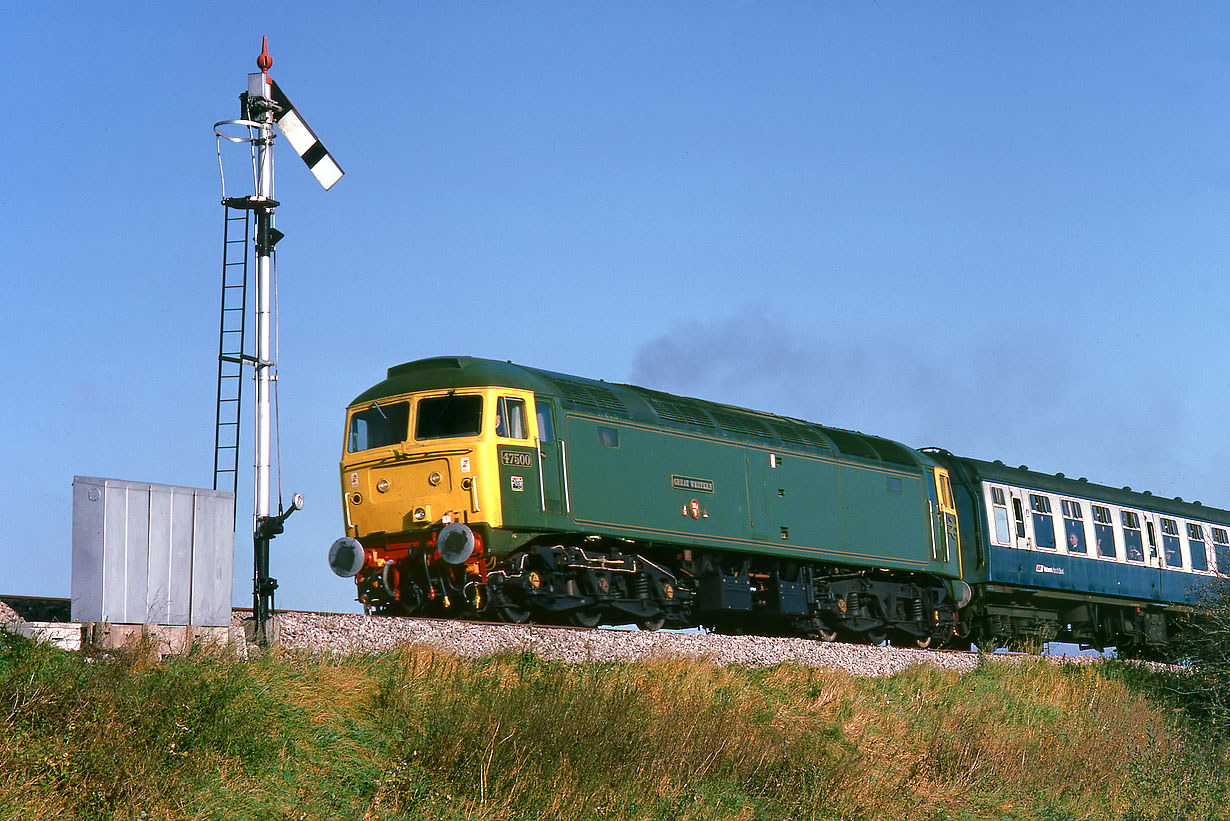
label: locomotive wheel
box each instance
[637,616,666,632]
[890,632,932,649]
[568,607,604,628]
[816,626,838,642]
[493,601,531,624]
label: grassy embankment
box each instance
[0,630,1226,821]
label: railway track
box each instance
[3,595,1078,674]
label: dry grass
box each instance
[0,630,1226,820]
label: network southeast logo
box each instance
[1035,564,1065,575]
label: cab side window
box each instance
[536,401,555,443]
[495,397,527,439]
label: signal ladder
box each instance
[212,201,254,505]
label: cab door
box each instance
[932,468,960,567]
[535,396,568,516]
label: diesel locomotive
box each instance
[329,356,1227,655]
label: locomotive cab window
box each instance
[1061,500,1086,554]
[495,397,528,439]
[536,401,555,443]
[1030,494,1056,549]
[348,401,410,453]
[415,394,483,441]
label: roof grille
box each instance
[710,408,772,439]
[866,437,917,467]
[545,377,627,414]
[632,389,716,428]
[768,419,832,449]
[823,429,880,460]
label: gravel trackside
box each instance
[258,611,1001,676]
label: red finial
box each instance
[256,36,273,74]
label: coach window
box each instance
[991,487,1011,545]
[1030,494,1056,549]
[1160,518,1182,568]
[1092,505,1116,558]
[1188,524,1209,572]
[1062,500,1086,554]
[1212,528,1230,573]
[1012,498,1026,539]
[495,397,527,439]
[1122,512,1145,562]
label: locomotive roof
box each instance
[352,356,927,471]
[946,454,1230,525]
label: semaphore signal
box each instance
[212,36,343,645]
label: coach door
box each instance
[1139,511,1163,597]
[535,396,568,516]
[1007,489,1029,550]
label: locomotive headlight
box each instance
[428,472,442,486]
[413,507,427,521]
[376,478,390,494]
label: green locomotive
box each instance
[329,356,969,647]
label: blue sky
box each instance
[4,3,1230,614]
